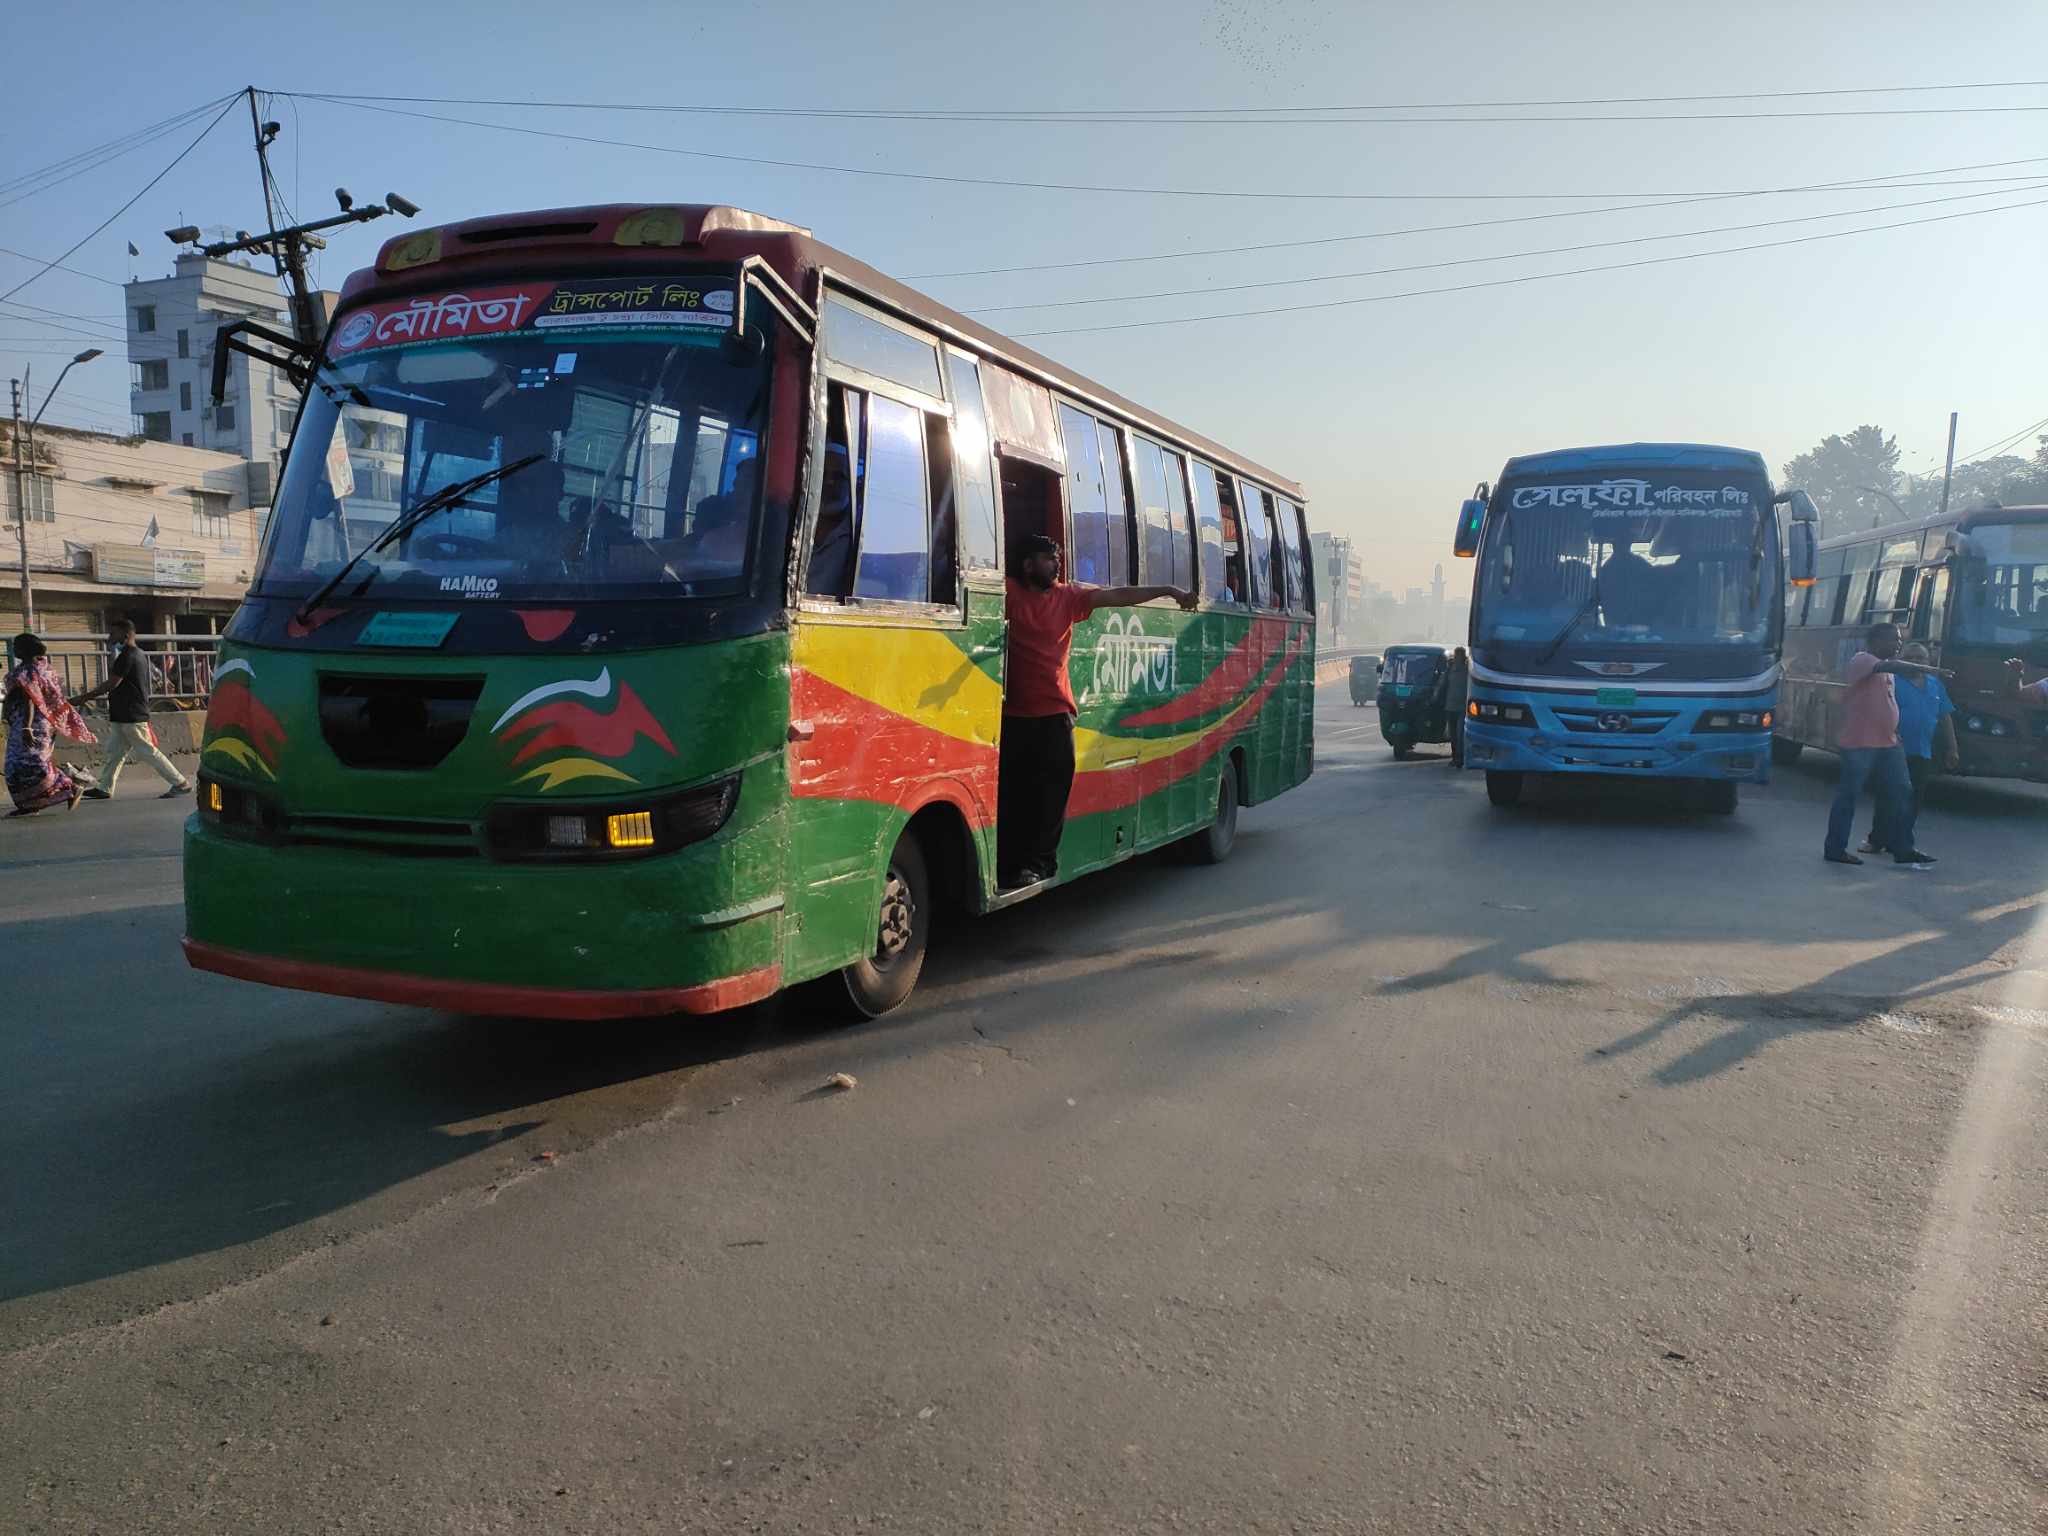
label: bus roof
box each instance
[353,202,1304,502]
[1815,502,2048,553]
[1499,443,1770,480]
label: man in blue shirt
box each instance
[1862,642,1956,856]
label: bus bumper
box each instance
[181,818,785,1019]
[1460,726,1772,784]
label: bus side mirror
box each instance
[1453,497,1485,558]
[1785,489,1819,524]
[1789,521,1818,587]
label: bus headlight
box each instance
[195,772,283,836]
[485,776,740,862]
[1470,701,1532,725]
[1699,709,1772,732]
[1963,714,2014,737]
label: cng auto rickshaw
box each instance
[1377,644,1455,759]
[1348,653,1381,705]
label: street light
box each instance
[12,347,103,628]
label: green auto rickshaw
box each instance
[1377,644,1455,760]
[1348,653,1381,705]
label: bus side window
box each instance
[1838,541,1881,626]
[1097,419,1134,586]
[1160,447,1196,593]
[806,385,863,597]
[1133,437,1175,586]
[1239,481,1276,608]
[1277,498,1311,617]
[945,352,1000,575]
[852,393,933,603]
[1214,471,1249,603]
[1916,566,1951,640]
[1058,404,1110,584]
[1190,462,1234,601]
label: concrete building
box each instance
[123,254,334,503]
[3,420,264,637]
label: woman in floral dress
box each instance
[4,632,96,815]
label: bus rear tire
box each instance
[1485,771,1524,807]
[1390,742,1411,760]
[1770,736,1803,767]
[834,832,931,1020]
[1184,763,1239,865]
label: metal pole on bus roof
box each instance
[1937,411,1959,520]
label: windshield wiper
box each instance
[293,453,545,625]
[1537,564,1603,665]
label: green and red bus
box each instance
[184,203,1315,1020]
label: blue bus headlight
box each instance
[1469,701,1533,726]
[1699,709,1772,732]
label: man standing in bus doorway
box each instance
[999,533,1195,890]
[73,617,192,801]
[1860,641,1956,856]
[1825,622,1948,868]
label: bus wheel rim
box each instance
[876,869,915,962]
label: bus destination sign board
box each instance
[331,275,737,356]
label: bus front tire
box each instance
[1184,764,1239,865]
[1770,736,1803,767]
[1699,780,1739,815]
[835,833,931,1019]
[1390,741,1411,760]
[1484,771,1524,807]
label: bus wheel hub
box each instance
[876,872,915,960]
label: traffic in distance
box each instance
[180,203,1315,1022]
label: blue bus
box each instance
[1452,443,1817,813]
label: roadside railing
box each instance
[43,633,222,706]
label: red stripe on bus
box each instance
[1115,615,1289,729]
[789,668,998,824]
[183,940,780,1019]
[1067,629,1302,817]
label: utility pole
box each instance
[164,88,421,351]
[1937,411,1959,520]
[10,375,28,629]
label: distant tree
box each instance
[1900,433,2048,518]
[1780,425,1903,536]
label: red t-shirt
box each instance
[1005,577,1095,717]
[1837,651,1900,750]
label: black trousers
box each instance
[998,712,1076,879]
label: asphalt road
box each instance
[5,683,2045,1534]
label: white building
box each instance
[124,254,332,503]
[3,420,264,637]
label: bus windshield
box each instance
[256,274,775,604]
[1476,473,1774,650]
[1955,521,2048,644]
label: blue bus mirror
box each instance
[1786,489,1819,524]
[1789,521,1818,587]
[1453,497,1485,558]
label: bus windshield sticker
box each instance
[358,611,460,648]
[1510,480,1753,515]
[330,276,738,358]
[533,279,735,331]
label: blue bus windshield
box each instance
[1477,471,1774,649]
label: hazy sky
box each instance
[5,0,2045,587]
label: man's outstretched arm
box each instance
[1082,584,1197,613]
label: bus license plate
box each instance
[1595,687,1638,707]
